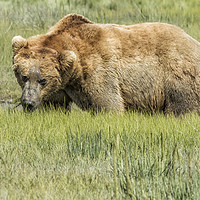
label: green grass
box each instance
[1,0,200,199]
[0,108,200,199]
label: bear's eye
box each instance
[22,75,28,82]
[38,79,47,86]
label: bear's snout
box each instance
[21,85,40,111]
[21,99,36,111]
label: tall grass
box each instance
[0,108,200,199]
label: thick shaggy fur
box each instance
[12,14,200,114]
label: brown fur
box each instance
[12,14,200,114]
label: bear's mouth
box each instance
[21,99,36,112]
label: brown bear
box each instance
[12,14,200,114]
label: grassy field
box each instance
[0,0,200,199]
[0,108,200,199]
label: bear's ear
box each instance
[12,36,28,56]
[58,50,77,71]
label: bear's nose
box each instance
[22,100,36,111]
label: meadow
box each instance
[0,0,200,199]
[1,109,200,199]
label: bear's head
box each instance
[12,36,77,111]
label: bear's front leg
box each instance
[65,84,125,112]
